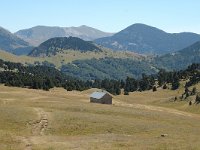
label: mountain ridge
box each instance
[95,23,200,55]
[0,26,33,55]
[0,39,199,80]
[154,41,200,70]
[15,25,114,46]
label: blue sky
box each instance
[1,0,200,33]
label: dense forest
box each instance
[0,59,199,95]
[61,58,157,80]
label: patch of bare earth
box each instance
[18,108,48,150]
[21,137,32,150]
[31,108,48,136]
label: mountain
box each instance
[15,25,113,46]
[154,41,200,70]
[95,23,200,55]
[0,27,33,55]
[29,37,102,57]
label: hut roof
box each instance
[90,92,108,99]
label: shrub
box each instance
[153,86,157,92]
[195,94,200,104]
[124,91,129,95]
[163,84,167,89]
[191,87,197,95]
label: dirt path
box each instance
[32,108,48,136]
[18,108,48,150]
[21,137,32,150]
[114,101,200,119]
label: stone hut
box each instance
[90,92,112,104]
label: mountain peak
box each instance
[128,23,153,27]
[79,25,89,28]
[120,23,167,35]
[95,23,200,55]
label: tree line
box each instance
[0,59,199,95]
[123,63,200,95]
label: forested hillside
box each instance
[29,37,101,57]
[154,41,200,70]
[61,58,157,80]
[0,59,199,96]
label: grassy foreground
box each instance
[0,84,200,150]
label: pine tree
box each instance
[171,73,180,90]
[191,87,197,95]
[171,80,180,90]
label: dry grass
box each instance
[0,49,143,68]
[0,84,200,149]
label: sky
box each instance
[0,0,200,33]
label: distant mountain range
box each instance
[154,41,200,70]
[95,23,200,55]
[15,25,114,46]
[29,37,102,57]
[1,23,200,56]
[0,27,33,55]
[0,33,199,80]
[0,23,200,80]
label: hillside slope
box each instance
[154,41,200,70]
[0,47,142,69]
[95,23,200,55]
[28,37,102,57]
[15,25,113,46]
[61,58,157,80]
[0,27,33,55]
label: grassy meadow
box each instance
[0,49,143,68]
[0,84,200,149]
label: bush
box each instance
[152,86,157,92]
[192,87,197,95]
[163,84,167,89]
[171,79,180,90]
[124,91,129,95]
[174,96,177,101]
[195,94,200,104]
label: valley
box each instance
[1,1,200,149]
